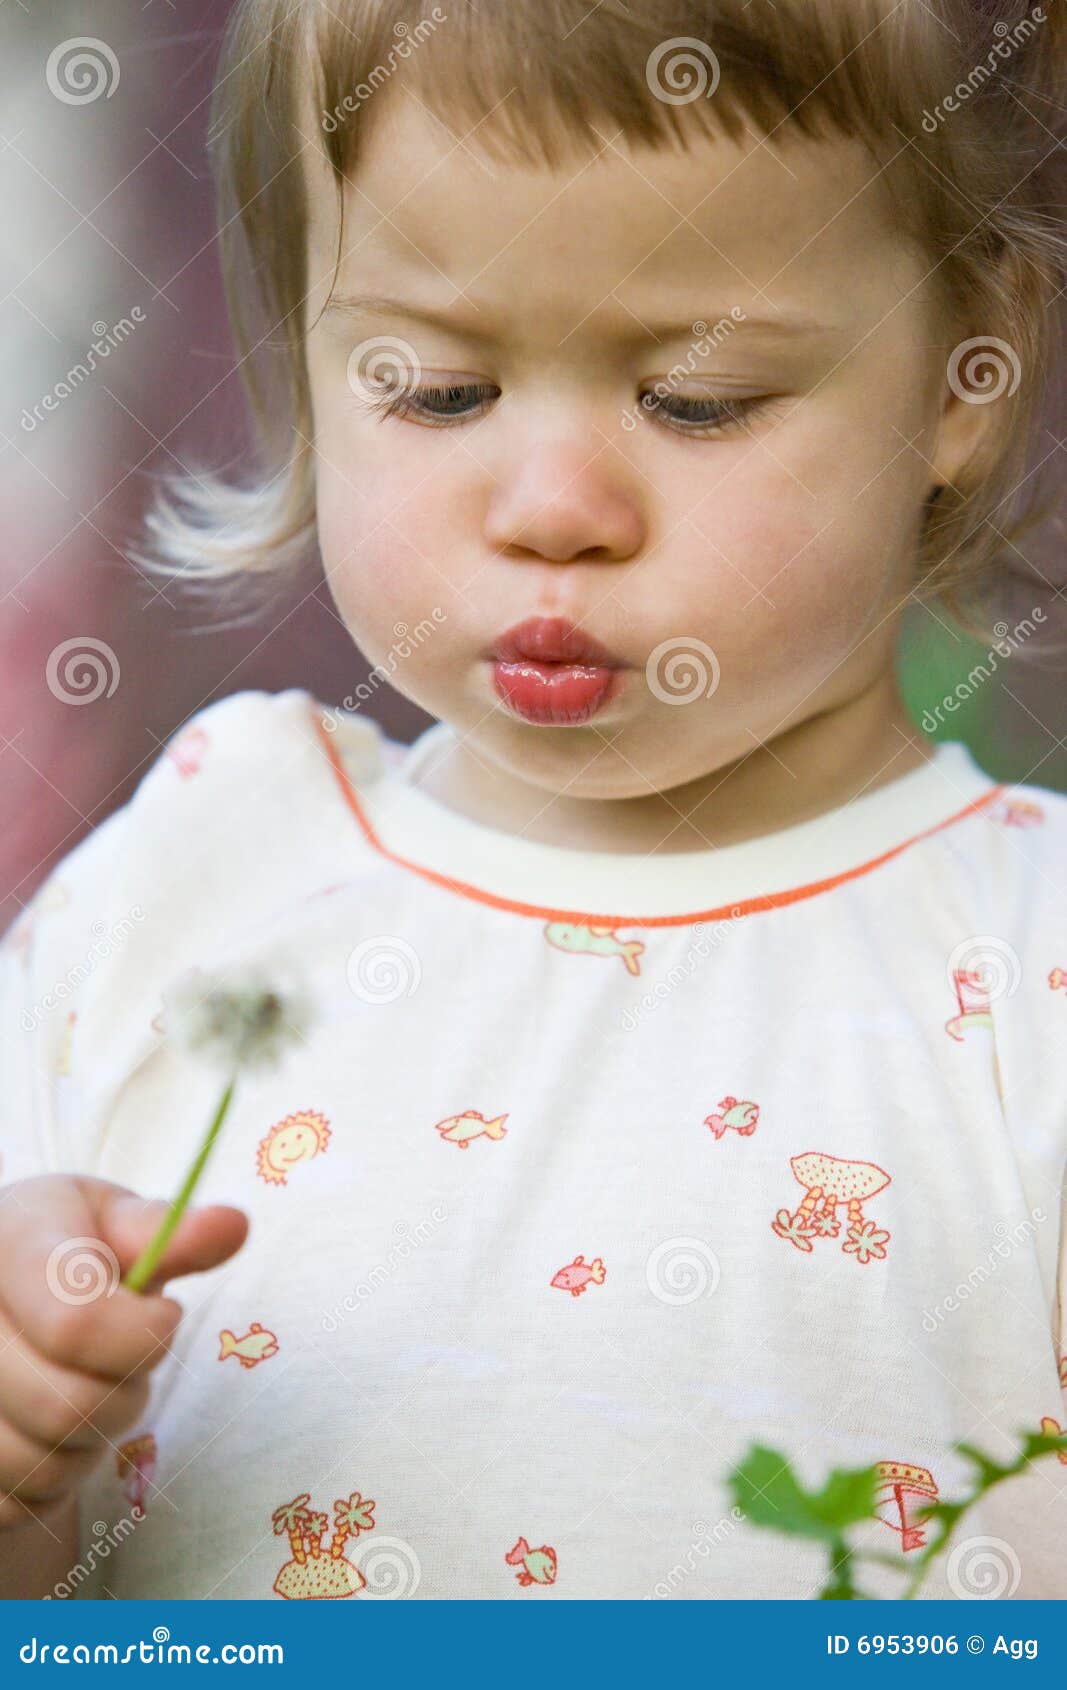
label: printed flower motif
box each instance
[771,1209,816,1252]
[812,1210,840,1237]
[842,1220,890,1264]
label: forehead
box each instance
[304,93,924,337]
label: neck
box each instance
[406,673,931,855]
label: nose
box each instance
[483,446,644,565]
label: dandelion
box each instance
[123,969,313,1293]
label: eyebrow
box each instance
[323,291,837,343]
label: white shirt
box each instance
[2,686,1065,1600]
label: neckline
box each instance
[312,705,1002,928]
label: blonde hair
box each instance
[133,0,1066,641]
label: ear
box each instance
[926,247,1026,492]
[926,335,1018,491]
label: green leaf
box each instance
[812,1466,879,1529]
[729,1447,878,1542]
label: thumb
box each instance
[89,1183,250,1289]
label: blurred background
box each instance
[2,1,1065,935]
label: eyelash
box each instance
[362,381,776,437]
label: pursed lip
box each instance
[486,615,628,668]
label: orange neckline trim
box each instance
[312,708,1004,930]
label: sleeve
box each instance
[0,806,131,1187]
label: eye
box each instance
[364,380,499,427]
[361,376,778,436]
[637,391,777,436]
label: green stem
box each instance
[122,1075,237,1293]
[898,1452,1027,1599]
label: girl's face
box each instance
[303,97,971,800]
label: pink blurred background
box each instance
[3,3,1064,935]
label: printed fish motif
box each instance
[544,921,644,977]
[435,1109,508,1149]
[218,1322,279,1369]
[505,1536,557,1586]
[704,1096,759,1139]
[551,1254,607,1297]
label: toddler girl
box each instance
[2,0,1066,1600]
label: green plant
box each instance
[729,1426,1067,1599]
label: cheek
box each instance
[690,402,924,625]
[315,452,451,644]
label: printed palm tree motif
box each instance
[330,1492,376,1558]
[271,1488,377,1599]
[772,1152,892,1263]
[874,1461,939,1552]
[271,1495,312,1567]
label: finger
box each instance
[0,1415,100,1505]
[0,1178,183,1379]
[0,1304,150,1453]
[107,1198,250,1289]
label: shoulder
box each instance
[1,690,405,1151]
[135,685,390,811]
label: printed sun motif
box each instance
[256,1110,332,1186]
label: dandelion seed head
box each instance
[163,967,314,1072]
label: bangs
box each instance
[305,0,935,175]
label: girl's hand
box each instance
[0,1174,247,1529]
